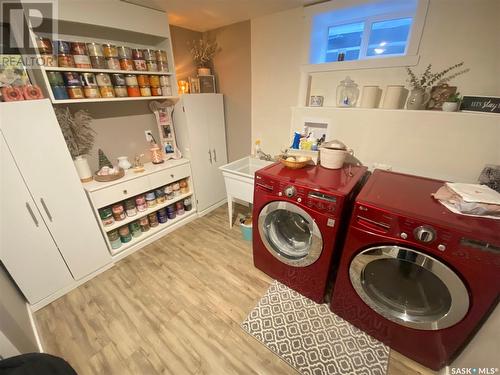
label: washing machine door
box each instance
[258,201,323,267]
[349,246,469,330]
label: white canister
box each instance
[319,148,353,169]
[382,85,405,109]
[73,155,93,182]
[360,86,380,108]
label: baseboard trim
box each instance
[26,303,43,352]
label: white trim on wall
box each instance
[303,0,429,72]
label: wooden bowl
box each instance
[94,168,125,182]
[279,156,311,169]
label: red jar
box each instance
[127,85,140,97]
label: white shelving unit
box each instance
[84,160,197,258]
[42,67,174,76]
[49,95,178,105]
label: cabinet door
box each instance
[182,95,218,212]
[0,101,111,280]
[1,134,74,304]
[205,94,228,204]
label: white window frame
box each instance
[302,0,429,73]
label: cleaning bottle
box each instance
[254,139,262,157]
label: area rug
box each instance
[241,281,389,375]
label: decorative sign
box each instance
[460,96,500,114]
[199,75,216,93]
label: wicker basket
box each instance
[94,168,125,182]
[279,157,311,169]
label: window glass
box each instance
[326,22,364,62]
[366,18,413,56]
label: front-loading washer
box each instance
[252,162,367,303]
[330,170,500,370]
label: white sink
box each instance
[219,156,274,227]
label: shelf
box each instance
[102,191,193,232]
[42,66,173,76]
[294,106,500,117]
[110,209,196,255]
[51,95,178,104]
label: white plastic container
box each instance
[319,139,353,169]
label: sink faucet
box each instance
[257,149,273,161]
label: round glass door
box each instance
[349,246,469,330]
[258,201,323,267]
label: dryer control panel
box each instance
[255,175,339,215]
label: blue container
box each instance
[52,86,68,99]
[240,221,252,241]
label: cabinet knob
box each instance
[170,174,174,178]
[123,189,128,194]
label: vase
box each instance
[117,156,132,170]
[73,155,93,182]
[442,102,459,112]
[382,85,406,109]
[406,89,430,110]
[197,67,211,76]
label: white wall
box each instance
[251,0,500,165]
[292,107,499,182]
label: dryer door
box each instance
[350,246,469,330]
[258,201,323,267]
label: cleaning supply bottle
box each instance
[253,139,262,157]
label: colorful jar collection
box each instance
[37,36,169,73]
[48,70,167,100]
[99,178,191,250]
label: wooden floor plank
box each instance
[35,204,432,374]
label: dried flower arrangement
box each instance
[406,62,470,90]
[54,107,95,159]
[189,39,219,68]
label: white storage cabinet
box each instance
[174,94,228,214]
[0,100,111,307]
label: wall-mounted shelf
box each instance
[51,95,178,104]
[42,66,174,76]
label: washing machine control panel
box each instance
[414,226,436,243]
[283,186,296,198]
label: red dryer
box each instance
[330,170,500,370]
[252,162,367,303]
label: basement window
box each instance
[308,0,427,67]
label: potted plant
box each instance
[406,62,469,110]
[189,39,219,76]
[54,107,96,182]
[442,92,461,112]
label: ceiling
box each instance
[124,0,317,32]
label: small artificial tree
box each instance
[189,39,219,68]
[98,149,113,169]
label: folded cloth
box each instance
[432,183,500,219]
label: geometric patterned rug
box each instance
[241,281,390,375]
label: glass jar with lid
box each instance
[336,76,359,107]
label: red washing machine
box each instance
[330,170,500,370]
[252,163,367,303]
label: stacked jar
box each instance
[81,72,100,98]
[123,73,138,97]
[137,74,151,97]
[55,40,75,68]
[103,44,121,70]
[132,49,147,71]
[118,46,134,71]
[96,73,115,98]
[87,42,106,69]
[156,49,168,72]
[47,71,68,100]
[36,37,56,67]
[149,75,162,96]
[111,73,128,97]
[143,49,157,72]
[71,42,91,68]
[63,71,84,99]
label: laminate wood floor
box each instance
[36,205,435,375]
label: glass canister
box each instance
[336,76,359,107]
[148,212,159,227]
[139,216,150,232]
